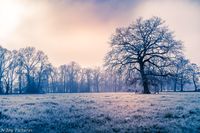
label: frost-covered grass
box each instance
[0,92,200,133]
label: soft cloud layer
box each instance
[0,0,199,67]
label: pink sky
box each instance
[0,0,200,67]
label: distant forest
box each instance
[0,17,199,94]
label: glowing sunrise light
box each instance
[0,0,24,39]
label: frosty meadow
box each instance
[0,93,200,133]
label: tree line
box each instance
[0,17,199,94]
[0,46,129,94]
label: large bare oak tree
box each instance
[105,17,182,94]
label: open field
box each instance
[0,92,200,133]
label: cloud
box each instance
[1,0,141,67]
[0,0,199,67]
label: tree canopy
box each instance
[105,17,183,94]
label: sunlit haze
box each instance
[0,0,199,67]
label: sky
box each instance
[0,0,199,68]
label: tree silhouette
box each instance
[105,17,182,94]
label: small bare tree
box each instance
[0,46,11,94]
[4,50,18,94]
[92,68,101,92]
[19,47,49,93]
[189,63,200,91]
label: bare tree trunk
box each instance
[64,78,66,93]
[140,63,150,94]
[27,73,31,93]
[180,79,183,92]
[114,78,117,92]
[5,82,9,94]
[0,78,4,94]
[37,66,44,93]
[174,78,177,92]
[193,75,197,91]
[96,84,99,92]
[174,84,176,92]
[180,84,183,92]
[160,81,163,92]
[142,76,150,94]
[37,76,41,92]
[10,81,13,94]
[19,75,22,94]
